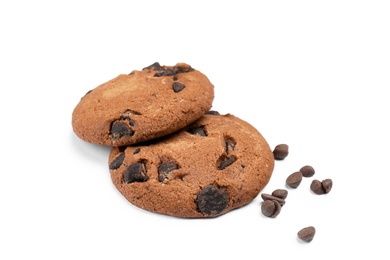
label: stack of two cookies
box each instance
[72,62,275,218]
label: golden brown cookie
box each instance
[108,113,275,218]
[72,62,214,146]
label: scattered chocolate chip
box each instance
[133,148,141,155]
[300,165,315,177]
[310,179,325,194]
[322,179,333,193]
[311,179,333,194]
[143,62,162,71]
[123,162,148,183]
[217,155,236,170]
[261,193,286,206]
[187,126,207,136]
[272,189,288,200]
[273,144,289,160]
[158,162,179,182]
[261,200,281,218]
[297,226,316,242]
[225,138,236,154]
[196,185,229,216]
[172,82,186,93]
[109,152,125,170]
[286,171,303,188]
[110,121,134,139]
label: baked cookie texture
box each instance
[109,113,275,218]
[72,63,214,146]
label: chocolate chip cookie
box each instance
[109,113,275,218]
[72,62,214,146]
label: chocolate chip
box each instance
[158,162,179,182]
[225,138,236,154]
[206,110,220,115]
[154,68,175,77]
[217,155,236,170]
[311,179,333,194]
[273,144,289,160]
[123,162,148,183]
[172,82,186,93]
[154,63,193,77]
[187,126,207,136]
[300,165,315,177]
[286,171,303,188]
[261,193,286,206]
[261,200,281,218]
[310,179,325,194]
[297,226,316,242]
[322,179,333,193]
[196,185,229,216]
[109,152,125,170]
[143,62,162,71]
[271,189,288,200]
[110,121,134,139]
[133,148,141,155]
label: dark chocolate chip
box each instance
[154,63,193,77]
[261,200,281,218]
[297,226,316,242]
[109,152,125,170]
[110,121,134,139]
[273,144,289,160]
[123,162,148,183]
[217,155,236,170]
[286,171,303,188]
[143,62,162,71]
[322,179,333,193]
[311,179,333,194]
[206,110,220,115]
[187,126,207,136]
[300,165,315,177]
[133,148,141,155]
[196,185,229,216]
[158,162,179,182]
[272,189,289,200]
[261,193,286,206]
[310,179,325,194]
[154,68,175,77]
[172,82,186,93]
[225,138,236,154]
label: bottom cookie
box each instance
[108,113,274,218]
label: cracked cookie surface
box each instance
[72,62,214,146]
[109,113,274,218]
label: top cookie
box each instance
[72,62,214,146]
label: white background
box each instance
[1,1,389,259]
